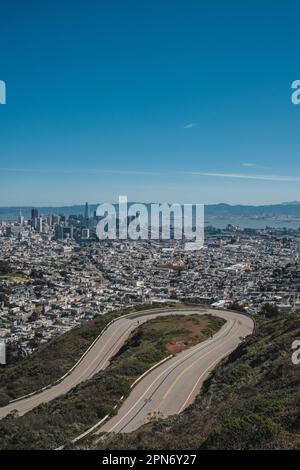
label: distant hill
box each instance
[1,202,300,221]
[205,202,300,217]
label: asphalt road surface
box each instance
[0,307,253,423]
[98,308,254,434]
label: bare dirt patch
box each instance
[165,317,213,354]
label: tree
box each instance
[260,303,280,318]
[229,301,246,313]
[0,260,11,275]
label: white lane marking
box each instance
[103,318,235,432]
[3,323,130,413]
[178,345,236,413]
[0,312,206,416]
[2,310,251,422]
[140,321,241,425]
[70,323,131,382]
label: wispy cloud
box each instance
[1,167,300,183]
[183,122,198,129]
[242,162,258,167]
[183,171,300,182]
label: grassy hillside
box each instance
[0,313,224,449]
[87,312,300,450]
[0,303,174,404]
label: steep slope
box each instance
[88,312,300,450]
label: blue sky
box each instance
[0,0,300,206]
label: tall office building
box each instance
[31,208,39,229]
[52,215,60,225]
[31,208,38,220]
[84,202,89,220]
[55,224,64,241]
[47,214,52,227]
[63,226,74,240]
[37,217,43,233]
[18,208,24,226]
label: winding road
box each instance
[0,307,254,430]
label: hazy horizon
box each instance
[1,200,300,210]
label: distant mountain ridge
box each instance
[0,202,300,221]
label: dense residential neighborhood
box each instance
[0,209,299,358]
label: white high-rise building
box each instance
[18,209,24,226]
[37,217,43,233]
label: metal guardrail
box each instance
[7,305,255,406]
[8,306,193,404]
[58,353,176,448]
[56,305,255,447]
